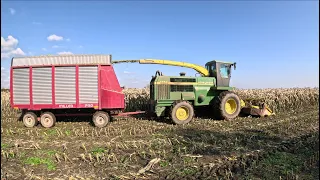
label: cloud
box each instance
[42,48,47,51]
[1,48,25,60]
[9,8,16,15]
[57,51,73,55]
[52,45,66,49]
[79,45,83,48]
[1,67,10,89]
[1,35,25,60]
[66,38,71,42]
[1,36,18,51]
[32,21,42,25]
[10,48,25,55]
[47,34,64,41]
[123,70,135,74]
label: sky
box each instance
[1,1,319,89]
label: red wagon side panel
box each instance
[10,54,125,112]
[100,66,125,109]
[11,67,31,109]
[76,65,100,109]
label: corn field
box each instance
[123,87,319,112]
[1,90,19,118]
[2,88,319,117]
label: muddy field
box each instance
[1,108,319,180]
[1,88,319,179]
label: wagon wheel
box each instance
[92,111,110,128]
[40,112,56,128]
[23,112,38,128]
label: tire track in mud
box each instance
[156,109,319,180]
[159,132,319,180]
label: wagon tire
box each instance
[93,111,110,128]
[40,112,56,128]
[23,112,38,128]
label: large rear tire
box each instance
[170,101,194,125]
[40,112,56,128]
[23,112,38,128]
[93,111,110,128]
[213,91,241,120]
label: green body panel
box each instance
[151,75,220,117]
[213,86,234,91]
[155,106,166,117]
[194,86,214,106]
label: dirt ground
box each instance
[1,108,319,180]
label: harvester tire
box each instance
[40,112,56,128]
[23,112,38,128]
[213,91,241,120]
[170,101,194,125]
[93,111,110,128]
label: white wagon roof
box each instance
[11,54,112,67]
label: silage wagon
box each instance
[10,54,136,128]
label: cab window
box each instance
[219,64,229,78]
[210,64,216,71]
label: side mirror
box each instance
[233,63,236,70]
[227,68,231,75]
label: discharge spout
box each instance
[112,59,210,77]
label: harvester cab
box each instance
[205,60,237,87]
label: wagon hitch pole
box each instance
[112,111,146,117]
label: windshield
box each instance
[206,64,216,77]
[206,64,216,72]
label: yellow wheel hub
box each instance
[176,106,189,121]
[225,98,237,114]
